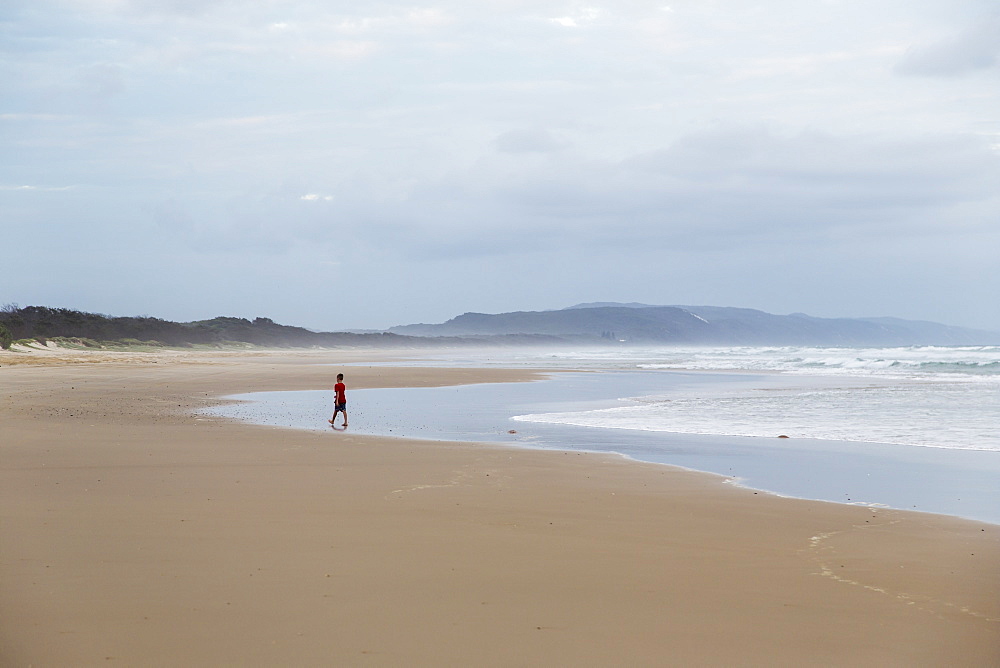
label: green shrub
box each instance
[0,323,12,350]
[110,338,166,350]
[51,337,102,349]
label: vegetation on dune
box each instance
[0,306,307,348]
[0,305,216,346]
[0,305,543,350]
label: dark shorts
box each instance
[334,402,347,412]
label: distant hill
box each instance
[4,304,996,351]
[389,303,1000,346]
[0,306,558,349]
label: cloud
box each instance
[74,62,126,100]
[85,0,236,19]
[0,184,77,191]
[3,0,999,331]
[494,129,567,154]
[895,14,1000,77]
[731,51,855,80]
[0,114,74,122]
[369,126,1000,260]
[300,40,381,61]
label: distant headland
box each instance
[1,303,997,351]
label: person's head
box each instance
[337,373,344,381]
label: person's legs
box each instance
[330,404,347,426]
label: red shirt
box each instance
[334,382,346,404]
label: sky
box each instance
[2,0,999,332]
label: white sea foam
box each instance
[510,346,1000,452]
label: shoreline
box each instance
[2,349,998,665]
[212,369,1000,526]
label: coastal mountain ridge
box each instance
[389,303,999,346]
[2,303,996,349]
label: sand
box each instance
[1,348,998,666]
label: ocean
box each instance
[506,345,1000,452]
[206,345,1000,524]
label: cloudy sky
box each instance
[2,1,999,332]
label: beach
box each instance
[2,348,998,666]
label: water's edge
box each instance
[206,370,1000,526]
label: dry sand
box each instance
[1,348,998,666]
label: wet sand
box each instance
[2,348,998,666]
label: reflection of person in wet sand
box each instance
[328,373,347,427]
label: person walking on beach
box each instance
[329,373,348,427]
